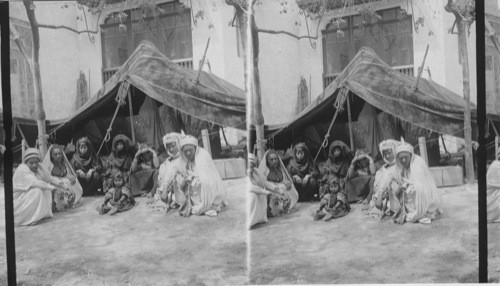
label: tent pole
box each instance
[221,127,231,151]
[490,119,500,137]
[128,89,136,144]
[15,123,27,143]
[496,136,499,159]
[196,37,211,83]
[414,44,429,91]
[347,93,354,151]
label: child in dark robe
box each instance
[98,171,135,215]
[313,176,350,221]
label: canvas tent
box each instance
[262,47,488,161]
[13,41,246,157]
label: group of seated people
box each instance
[13,132,228,226]
[249,138,443,228]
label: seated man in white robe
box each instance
[168,135,227,217]
[389,138,442,224]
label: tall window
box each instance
[101,1,193,70]
[486,17,500,113]
[323,7,413,76]
[9,18,36,118]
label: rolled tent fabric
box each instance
[357,103,383,158]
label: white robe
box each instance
[175,146,227,215]
[487,160,500,223]
[42,145,83,204]
[395,153,442,223]
[13,164,54,226]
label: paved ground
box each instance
[2,179,247,285]
[249,184,482,284]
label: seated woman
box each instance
[248,153,287,228]
[363,139,399,219]
[258,149,299,217]
[389,139,442,224]
[71,137,104,196]
[42,144,83,210]
[319,140,353,199]
[148,132,183,212]
[345,149,376,204]
[129,143,160,197]
[287,142,319,202]
[487,150,500,223]
[104,134,136,191]
[13,148,70,225]
[169,135,227,217]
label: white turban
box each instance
[395,138,413,155]
[180,135,198,149]
[23,148,41,163]
[379,139,399,153]
[162,132,181,149]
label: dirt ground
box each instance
[0,178,247,286]
[249,184,482,284]
[489,221,500,283]
[0,182,499,284]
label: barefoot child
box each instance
[313,177,350,221]
[98,171,135,215]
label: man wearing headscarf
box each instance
[171,135,227,217]
[363,139,399,219]
[147,132,183,212]
[13,148,61,225]
[390,138,442,224]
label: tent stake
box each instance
[347,93,354,151]
[414,44,429,91]
[196,37,211,83]
[128,88,136,144]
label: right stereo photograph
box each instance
[247,0,489,283]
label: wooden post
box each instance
[347,93,354,151]
[127,89,135,144]
[457,19,475,183]
[495,136,499,158]
[201,129,212,157]
[418,136,429,166]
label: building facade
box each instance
[9,0,244,120]
[254,0,477,125]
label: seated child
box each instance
[98,171,135,215]
[313,176,350,221]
